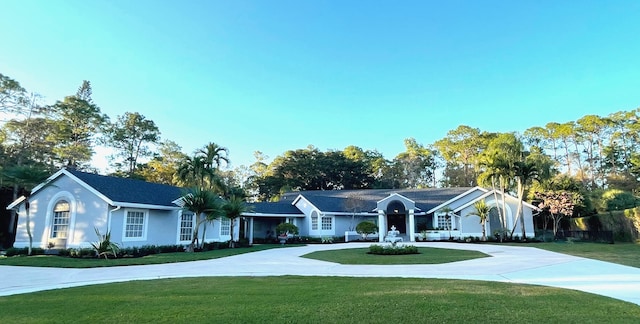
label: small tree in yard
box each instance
[536,190,583,240]
[356,221,377,240]
[467,200,490,241]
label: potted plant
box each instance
[275,222,299,244]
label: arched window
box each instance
[488,206,503,234]
[51,200,70,238]
[386,201,406,215]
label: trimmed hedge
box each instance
[5,247,45,257]
[368,244,419,255]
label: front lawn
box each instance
[302,247,488,264]
[522,242,640,268]
[1,277,638,323]
[0,245,294,268]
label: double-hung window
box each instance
[321,216,332,231]
[179,212,194,241]
[220,217,231,236]
[125,210,146,240]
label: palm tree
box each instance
[478,153,513,236]
[511,160,539,239]
[198,142,229,170]
[222,195,252,248]
[177,143,230,193]
[176,155,211,189]
[181,187,223,252]
[2,165,50,255]
[438,206,454,239]
[467,200,490,241]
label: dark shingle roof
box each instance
[247,201,303,215]
[279,188,474,213]
[66,169,184,207]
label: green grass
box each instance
[302,247,488,264]
[527,242,640,268]
[1,276,638,323]
[0,245,295,268]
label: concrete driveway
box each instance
[1,242,639,306]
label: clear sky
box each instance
[2,1,639,171]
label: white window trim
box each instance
[122,209,148,241]
[177,210,195,243]
[220,217,231,238]
[310,210,319,231]
[51,201,71,239]
[44,191,77,245]
[321,215,333,231]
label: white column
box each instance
[378,210,385,243]
[248,217,254,245]
[409,209,415,242]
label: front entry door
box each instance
[387,214,406,233]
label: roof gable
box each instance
[453,189,541,213]
[19,168,184,210]
[278,188,475,214]
[65,169,184,208]
[426,187,488,213]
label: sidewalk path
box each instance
[1,243,639,306]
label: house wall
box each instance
[13,175,109,249]
[333,215,351,237]
[108,208,182,248]
[294,196,323,237]
[458,196,535,238]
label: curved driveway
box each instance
[1,242,639,306]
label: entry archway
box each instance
[386,200,407,233]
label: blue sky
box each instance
[2,1,639,170]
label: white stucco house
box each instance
[6,168,539,249]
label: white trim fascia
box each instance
[521,199,541,210]
[29,169,66,194]
[452,189,541,213]
[291,195,320,211]
[242,213,306,218]
[291,194,305,206]
[325,211,379,216]
[61,169,115,205]
[172,197,186,207]
[427,187,488,214]
[6,196,26,210]
[376,192,416,205]
[111,202,181,210]
[453,190,497,213]
[31,169,115,206]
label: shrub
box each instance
[368,244,419,255]
[601,189,638,211]
[321,236,334,244]
[5,247,45,257]
[275,222,299,235]
[68,248,95,258]
[355,221,378,239]
[90,227,120,259]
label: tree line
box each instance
[2,72,638,220]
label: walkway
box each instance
[1,242,639,306]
